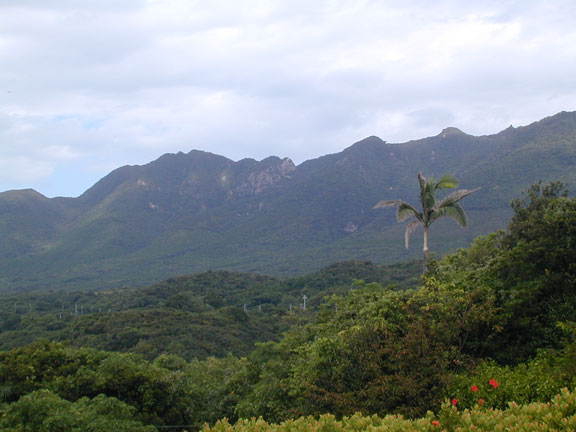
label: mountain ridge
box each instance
[1,111,575,292]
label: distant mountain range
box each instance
[1,111,575,292]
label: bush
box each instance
[447,344,576,410]
[204,388,576,431]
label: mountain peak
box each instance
[233,156,295,195]
[343,136,386,154]
[0,188,48,202]
[438,127,467,138]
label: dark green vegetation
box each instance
[1,111,576,291]
[0,260,420,360]
[1,183,575,431]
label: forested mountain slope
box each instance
[0,111,575,292]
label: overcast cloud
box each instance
[1,0,575,197]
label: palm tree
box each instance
[374,172,479,263]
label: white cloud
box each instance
[0,0,575,197]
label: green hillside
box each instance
[0,260,420,360]
[0,111,575,292]
[1,185,575,430]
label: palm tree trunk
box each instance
[423,225,430,272]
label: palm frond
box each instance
[435,173,459,190]
[404,220,420,249]
[397,202,422,222]
[417,171,427,193]
[434,203,467,228]
[420,177,437,212]
[439,187,481,206]
[374,200,402,209]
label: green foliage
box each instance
[229,183,576,422]
[429,184,576,363]
[234,339,306,422]
[2,182,576,429]
[495,184,576,358]
[184,355,250,426]
[506,181,569,246]
[448,344,576,410]
[0,340,204,427]
[64,307,282,360]
[0,261,419,360]
[234,277,495,420]
[0,390,154,432]
[204,388,576,432]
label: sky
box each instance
[1,0,575,198]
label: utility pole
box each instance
[302,295,307,311]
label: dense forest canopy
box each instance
[0,183,575,431]
[0,260,420,360]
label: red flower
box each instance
[489,379,499,389]
[470,385,479,392]
[451,398,458,406]
[432,420,440,426]
[478,398,485,406]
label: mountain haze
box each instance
[1,111,575,292]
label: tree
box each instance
[429,182,576,363]
[0,390,155,432]
[490,186,576,362]
[375,172,479,263]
